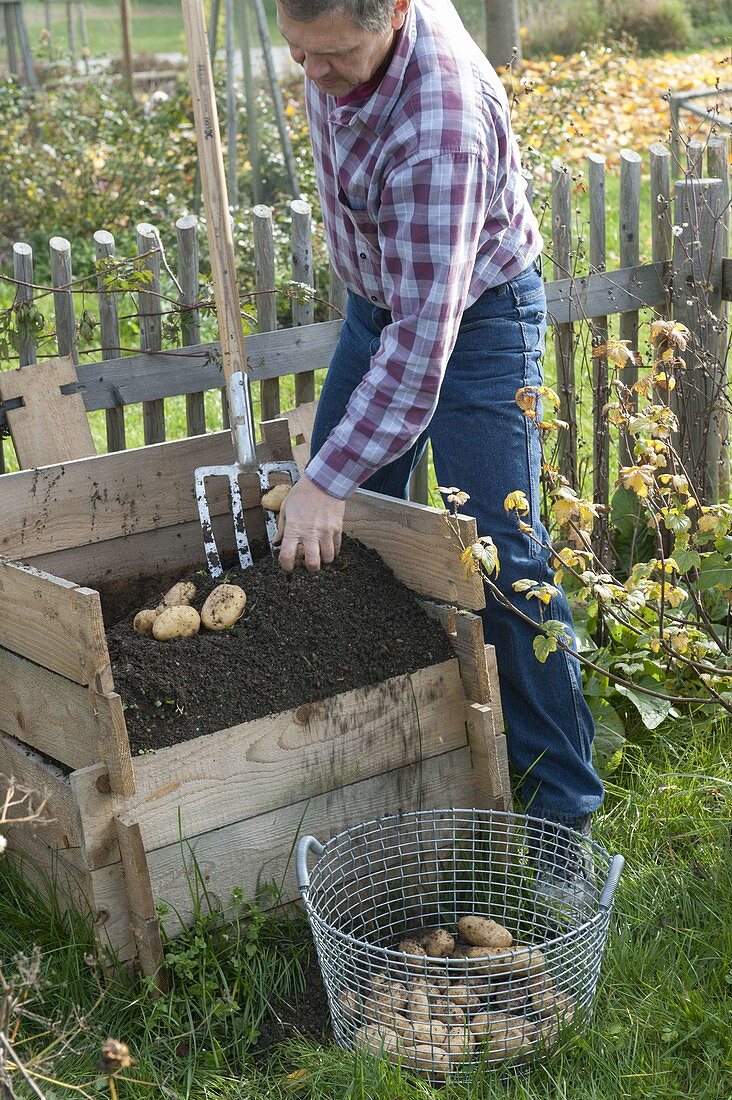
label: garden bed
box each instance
[0,420,509,975]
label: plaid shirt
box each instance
[304,0,542,499]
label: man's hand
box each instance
[276,475,346,572]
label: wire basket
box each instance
[296,809,624,1081]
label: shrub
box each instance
[520,0,694,56]
[610,0,693,51]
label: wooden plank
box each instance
[343,489,485,610]
[176,215,206,438]
[464,702,504,809]
[0,730,80,854]
[0,430,289,562]
[483,645,505,734]
[138,223,166,445]
[70,762,120,870]
[144,746,475,934]
[0,646,134,795]
[94,230,126,453]
[619,150,642,466]
[4,826,136,963]
[281,400,318,472]
[0,324,342,431]
[253,204,280,421]
[0,355,95,469]
[722,257,732,301]
[552,160,577,488]
[588,152,611,568]
[120,660,466,851]
[291,199,316,406]
[0,559,111,689]
[50,237,78,364]
[545,262,666,324]
[12,242,36,366]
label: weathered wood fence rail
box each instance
[1,137,730,517]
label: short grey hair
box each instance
[278,0,396,32]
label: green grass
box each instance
[1,712,731,1099]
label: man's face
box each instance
[276,1,410,96]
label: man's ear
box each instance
[391,0,411,30]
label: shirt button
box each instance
[359,252,367,259]
[370,295,377,301]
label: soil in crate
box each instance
[107,536,455,755]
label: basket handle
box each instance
[598,853,625,911]
[296,835,325,896]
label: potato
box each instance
[338,986,362,1022]
[487,977,529,1014]
[445,1023,473,1062]
[261,483,291,512]
[354,1023,401,1060]
[446,981,484,1013]
[526,972,555,1016]
[133,609,158,636]
[152,605,201,640]
[406,990,432,1024]
[397,938,427,958]
[458,915,513,949]
[155,580,196,612]
[471,1011,538,1061]
[401,1042,450,1077]
[363,976,407,1019]
[419,928,455,958]
[401,1017,449,1049]
[462,944,545,978]
[200,584,247,631]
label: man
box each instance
[274,0,604,855]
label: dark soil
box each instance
[256,952,332,1054]
[106,536,454,755]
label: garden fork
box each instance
[182,0,298,578]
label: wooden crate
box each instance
[0,420,509,974]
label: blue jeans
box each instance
[311,261,604,824]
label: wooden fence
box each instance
[1,137,730,528]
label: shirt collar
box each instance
[326,0,417,135]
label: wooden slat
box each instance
[343,489,485,610]
[3,827,136,963]
[253,204,280,421]
[176,214,206,437]
[13,242,36,366]
[588,153,611,568]
[619,150,642,466]
[0,559,111,689]
[0,355,95,468]
[50,236,78,364]
[465,702,505,810]
[0,730,80,854]
[552,160,577,488]
[0,431,286,561]
[70,762,121,870]
[545,262,666,324]
[119,660,465,851]
[0,323,344,432]
[94,230,126,452]
[0,646,133,795]
[143,746,475,934]
[291,199,316,406]
[138,223,166,444]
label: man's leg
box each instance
[429,265,604,825]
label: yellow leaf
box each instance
[504,490,530,515]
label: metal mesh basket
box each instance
[296,808,624,1081]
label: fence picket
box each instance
[551,160,577,488]
[650,144,672,320]
[618,150,641,465]
[176,215,205,437]
[137,223,165,444]
[707,136,730,500]
[588,153,610,566]
[13,242,35,367]
[94,230,125,452]
[253,204,280,421]
[328,261,347,321]
[672,178,726,502]
[291,199,315,407]
[50,236,78,364]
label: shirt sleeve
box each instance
[305,149,494,500]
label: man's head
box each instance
[276,0,410,96]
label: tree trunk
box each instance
[484,0,521,69]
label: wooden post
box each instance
[706,136,730,501]
[66,0,77,60]
[12,242,35,367]
[236,0,261,205]
[50,236,78,365]
[587,153,610,567]
[291,199,315,406]
[78,0,89,52]
[94,230,125,452]
[687,140,704,179]
[252,0,300,198]
[253,204,280,421]
[120,0,134,98]
[177,214,205,437]
[618,149,641,466]
[650,143,672,321]
[551,160,577,488]
[669,93,683,176]
[672,177,726,503]
[137,223,165,444]
[328,261,347,320]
